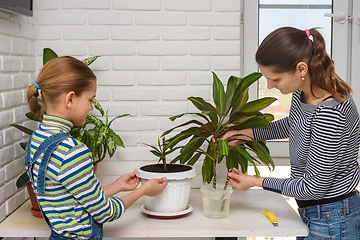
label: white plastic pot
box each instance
[136,164,196,213]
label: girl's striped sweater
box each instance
[29,114,125,239]
[255,90,360,201]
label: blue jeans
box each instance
[49,216,103,240]
[298,192,360,240]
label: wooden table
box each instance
[0,189,308,238]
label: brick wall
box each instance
[0,0,242,221]
[0,9,36,221]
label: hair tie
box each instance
[305,29,313,41]
[33,81,41,90]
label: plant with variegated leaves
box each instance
[163,72,277,190]
[12,48,128,189]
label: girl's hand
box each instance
[117,169,140,191]
[142,177,168,196]
[228,168,264,191]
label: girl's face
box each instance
[259,65,305,95]
[69,80,97,126]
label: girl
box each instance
[25,56,167,239]
[222,27,360,239]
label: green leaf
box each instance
[96,125,110,145]
[16,172,30,189]
[212,72,225,116]
[229,116,270,130]
[20,142,27,150]
[239,97,277,112]
[86,114,104,127]
[229,111,263,124]
[188,97,218,123]
[181,137,206,155]
[92,99,104,116]
[232,88,249,113]
[43,48,58,65]
[107,136,117,158]
[25,112,41,122]
[82,56,99,66]
[218,139,229,156]
[108,114,130,126]
[202,145,214,184]
[110,130,124,148]
[151,150,161,158]
[162,120,206,138]
[239,72,262,93]
[224,76,238,115]
[264,113,275,122]
[187,152,202,166]
[226,149,239,172]
[168,112,210,123]
[10,124,33,135]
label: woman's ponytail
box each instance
[307,28,352,101]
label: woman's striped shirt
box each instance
[254,90,360,200]
[29,114,125,239]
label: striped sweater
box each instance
[29,114,125,239]
[255,90,360,201]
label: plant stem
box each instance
[220,170,231,212]
[212,161,216,190]
[162,136,167,170]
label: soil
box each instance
[140,164,192,173]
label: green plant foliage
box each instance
[163,72,277,185]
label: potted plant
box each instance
[163,72,276,218]
[12,48,128,217]
[136,136,196,217]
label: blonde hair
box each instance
[28,56,96,118]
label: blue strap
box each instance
[36,133,69,194]
[24,133,69,194]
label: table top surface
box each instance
[0,189,308,238]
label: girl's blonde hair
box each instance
[256,27,352,101]
[28,56,96,118]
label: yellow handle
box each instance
[262,210,278,224]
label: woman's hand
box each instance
[220,129,254,146]
[228,168,264,191]
[117,169,141,192]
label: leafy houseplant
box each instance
[163,72,277,190]
[12,48,128,217]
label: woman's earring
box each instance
[69,108,71,112]
[301,76,305,81]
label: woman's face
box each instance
[259,65,305,95]
[69,80,97,126]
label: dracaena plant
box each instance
[12,48,128,188]
[163,72,277,189]
[142,136,181,171]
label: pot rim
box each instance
[136,164,196,180]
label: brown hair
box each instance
[27,56,96,118]
[255,27,352,101]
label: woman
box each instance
[223,27,360,240]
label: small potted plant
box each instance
[12,48,129,217]
[136,136,196,217]
[163,72,276,218]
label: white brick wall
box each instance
[0,8,36,222]
[0,0,242,222]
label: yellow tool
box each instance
[262,210,278,227]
